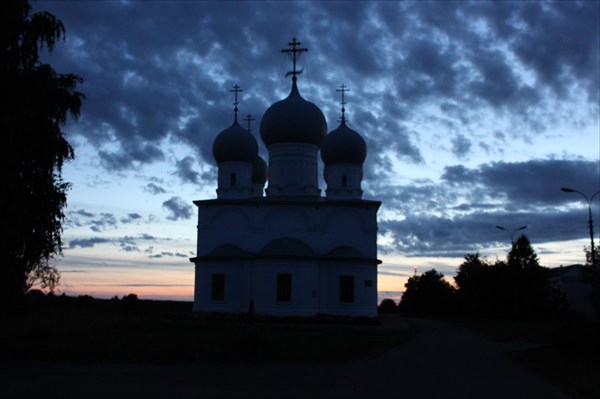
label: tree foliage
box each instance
[584,245,600,318]
[398,269,456,316]
[507,235,540,269]
[1,0,83,301]
[455,236,562,319]
[378,298,398,314]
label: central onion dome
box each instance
[260,80,327,147]
[321,119,367,164]
[212,119,258,164]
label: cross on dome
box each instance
[229,84,243,120]
[244,114,255,132]
[281,37,308,82]
[336,84,349,122]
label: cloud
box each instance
[174,156,200,184]
[441,159,599,207]
[451,134,472,159]
[144,182,166,195]
[89,213,118,232]
[35,1,598,176]
[74,209,95,217]
[148,251,190,259]
[69,237,111,249]
[162,197,193,221]
[377,158,599,256]
[120,213,142,224]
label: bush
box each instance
[378,298,398,314]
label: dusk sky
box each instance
[33,0,599,301]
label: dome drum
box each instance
[265,142,320,197]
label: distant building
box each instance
[549,265,595,319]
[190,39,381,317]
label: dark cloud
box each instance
[162,197,193,221]
[379,208,586,258]
[69,237,111,249]
[99,142,164,171]
[174,156,200,185]
[74,209,95,217]
[34,1,598,175]
[148,251,190,259]
[378,159,599,256]
[89,213,118,232]
[120,213,142,224]
[441,159,599,207]
[451,134,472,159]
[69,234,160,252]
[144,182,166,195]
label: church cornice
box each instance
[193,197,381,208]
[190,254,382,264]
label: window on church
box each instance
[230,173,237,186]
[341,175,348,188]
[211,273,225,301]
[339,275,354,303]
[277,273,292,302]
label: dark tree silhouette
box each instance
[507,235,540,269]
[398,269,456,316]
[455,237,563,319]
[583,245,600,319]
[454,253,504,316]
[378,298,398,314]
[1,0,83,302]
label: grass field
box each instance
[0,294,410,364]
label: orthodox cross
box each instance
[281,37,308,80]
[243,114,255,133]
[229,84,243,119]
[337,84,349,122]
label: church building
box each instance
[191,39,381,317]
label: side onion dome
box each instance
[321,119,367,164]
[251,155,268,184]
[212,119,258,164]
[260,80,327,147]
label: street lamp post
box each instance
[496,225,527,249]
[561,187,600,267]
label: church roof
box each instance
[212,84,258,164]
[260,80,327,147]
[212,118,258,164]
[259,38,327,147]
[321,119,367,165]
[321,84,367,165]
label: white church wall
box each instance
[196,202,378,258]
[251,260,320,316]
[319,263,378,317]
[193,260,246,313]
[193,200,380,318]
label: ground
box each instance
[0,311,584,399]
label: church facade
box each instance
[191,39,381,317]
